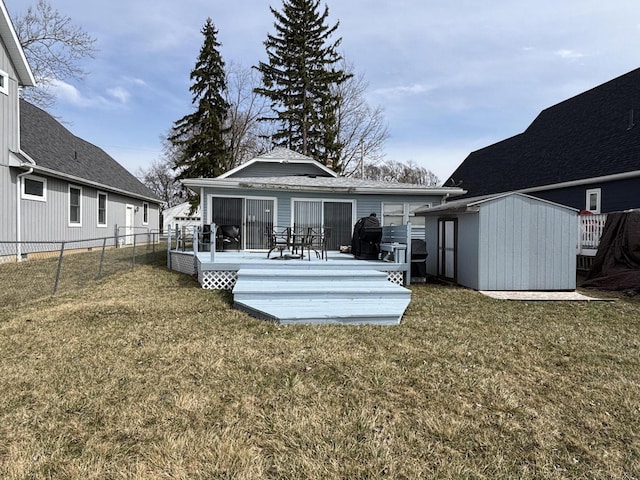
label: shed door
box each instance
[437,218,457,282]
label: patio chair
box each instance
[301,226,329,261]
[266,226,292,258]
[216,225,241,251]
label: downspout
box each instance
[15,152,37,261]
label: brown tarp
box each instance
[581,210,640,292]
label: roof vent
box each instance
[628,109,635,130]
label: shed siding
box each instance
[457,214,480,290]
[477,195,576,290]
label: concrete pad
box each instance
[478,291,611,301]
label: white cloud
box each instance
[372,83,435,98]
[49,79,96,107]
[107,86,131,104]
[555,49,586,60]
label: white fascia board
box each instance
[0,2,36,86]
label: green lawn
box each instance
[1,255,639,479]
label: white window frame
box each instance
[21,175,47,202]
[0,68,8,96]
[142,202,149,225]
[68,185,82,227]
[381,202,432,226]
[585,188,601,214]
[97,191,108,227]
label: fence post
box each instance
[167,227,172,269]
[96,237,107,280]
[132,232,137,269]
[114,225,119,248]
[53,242,65,294]
[214,223,218,262]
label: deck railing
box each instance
[578,213,607,255]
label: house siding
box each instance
[531,176,640,213]
[0,166,17,239]
[202,187,444,228]
[225,162,328,178]
[1,36,21,239]
[1,52,21,166]
[20,174,160,242]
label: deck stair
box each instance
[232,268,411,325]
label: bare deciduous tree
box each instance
[136,137,185,209]
[334,60,390,177]
[14,0,97,109]
[364,159,440,186]
[224,62,273,169]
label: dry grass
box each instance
[1,259,639,479]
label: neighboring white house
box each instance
[1,1,161,247]
[162,202,201,234]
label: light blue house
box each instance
[177,148,465,325]
[182,148,464,251]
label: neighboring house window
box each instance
[142,202,149,225]
[586,188,601,214]
[69,185,82,226]
[382,202,431,226]
[0,69,8,96]
[21,175,47,202]
[97,192,108,227]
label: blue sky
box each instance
[6,0,640,183]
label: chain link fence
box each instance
[0,231,164,308]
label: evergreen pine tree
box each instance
[170,19,229,191]
[255,0,350,171]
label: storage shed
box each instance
[417,193,578,291]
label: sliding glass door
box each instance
[292,199,354,250]
[209,196,274,250]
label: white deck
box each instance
[168,250,413,324]
[195,249,408,274]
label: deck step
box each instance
[232,268,411,325]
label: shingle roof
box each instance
[446,67,640,198]
[183,174,464,197]
[19,99,159,201]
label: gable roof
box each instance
[447,67,640,198]
[18,99,159,202]
[416,192,579,216]
[217,147,338,179]
[0,0,35,86]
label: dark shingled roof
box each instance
[19,99,159,201]
[446,67,640,198]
